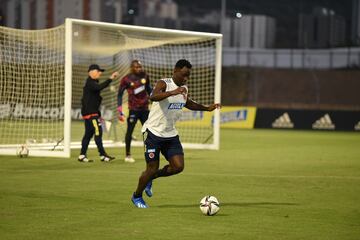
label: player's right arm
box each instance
[88,72,118,91]
[117,76,127,121]
[88,78,112,91]
[150,80,186,102]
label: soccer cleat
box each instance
[124,155,135,163]
[144,180,153,197]
[78,155,94,163]
[100,154,115,162]
[131,193,148,208]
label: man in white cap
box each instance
[78,64,119,163]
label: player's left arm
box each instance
[185,96,221,111]
[89,72,118,91]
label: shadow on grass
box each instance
[155,202,299,208]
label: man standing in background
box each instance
[117,60,152,163]
[78,64,119,163]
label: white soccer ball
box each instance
[16,145,29,158]
[199,195,220,216]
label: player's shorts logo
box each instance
[168,103,185,109]
[149,152,155,159]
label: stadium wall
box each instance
[221,67,360,111]
[223,47,360,69]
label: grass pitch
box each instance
[0,129,359,240]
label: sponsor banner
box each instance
[219,106,256,129]
[355,121,360,130]
[0,103,114,120]
[176,106,256,129]
[255,108,360,131]
[272,112,294,128]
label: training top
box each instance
[142,78,188,138]
[81,77,112,117]
[117,72,152,111]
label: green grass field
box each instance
[1,129,359,240]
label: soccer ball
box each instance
[199,195,220,216]
[16,145,29,158]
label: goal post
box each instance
[63,19,73,158]
[0,18,222,158]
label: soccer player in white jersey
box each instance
[131,59,221,208]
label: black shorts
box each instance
[127,109,149,125]
[143,129,184,163]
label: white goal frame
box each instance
[0,18,222,158]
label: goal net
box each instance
[0,19,222,157]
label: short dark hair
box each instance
[175,59,192,69]
[131,59,141,67]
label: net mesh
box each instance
[0,21,219,156]
[71,23,217,145]
[0,26,65,150]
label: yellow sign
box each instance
[219,106,256,129]
[175,106,256,129]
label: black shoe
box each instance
[100,154,115,162]
[78,155,94,163]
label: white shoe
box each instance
[124,156,135,163]
[78,155,94,163]
[100,155,115,162]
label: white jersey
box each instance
[142,78,188,138]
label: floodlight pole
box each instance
[220,0,226,34]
